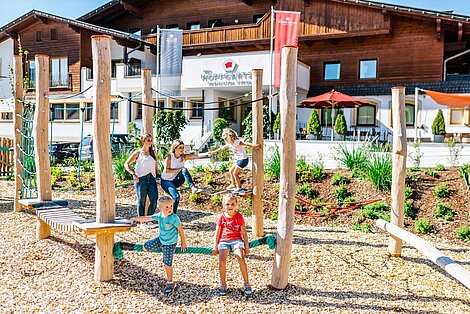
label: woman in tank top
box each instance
[161,140,212,214]
[125,133,158,217]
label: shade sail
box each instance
[423,90,470,107]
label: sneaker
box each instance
[164,281,175,294]
[233,188,247,194]
[226,184,236,191]
[191,186,204,193]
[218,285,227,296]
[243,284,253,297]
[141,222,156,229]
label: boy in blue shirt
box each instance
[131,195,187,294]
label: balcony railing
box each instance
[28,74,72,89]
[446,73,470,81]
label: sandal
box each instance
[243,284,253,297]
[164,281,175,294]
[218,285,227,296]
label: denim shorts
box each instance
[236,158,249,169]
[144,237,176,266]
[218,239,245,251]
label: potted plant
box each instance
[306,110,321,140]
[431,109,446,143]
[334,110,347,140]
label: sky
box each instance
[0,0,469,28]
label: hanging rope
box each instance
[113,234,277,259]
[151,88,252,105]
[45,85,93,99]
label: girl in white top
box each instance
[161,140,212,214]
[211,128,260,194]
[124,133,159,217]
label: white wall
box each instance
[0,38,14,138]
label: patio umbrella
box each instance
[298,89,370,141]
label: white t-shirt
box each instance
[161,153,186,181]
[231,139,248,161]
[134,151,156,178]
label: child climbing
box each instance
[161,140,212,214]
[124,133,158,217]
[131,196,187,294]
[211,128,260,194]
[212,194,252,297]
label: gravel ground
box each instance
[0,180,469,314]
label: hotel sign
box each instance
[200,59,252,87]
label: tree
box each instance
[431,109,446,135]
[213,118,229,144]
[241,103,275,141]
[154,110,188,145]
[306,110,321,135]
[334,110,347,138]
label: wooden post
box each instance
[271,46,297,289]
[142,68,154,136]
[251,69,264,238]
[389,86,407,257]
[91,35,116,281]
[34,54,52,240]
[13,55,23,212]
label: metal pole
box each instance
[155,26,160,152]
[414,87,419,143]
[201,89,205,138]
[269,6,275,140]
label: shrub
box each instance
[212,118,230,144]
[218,162,230,172]
[296,183,318,199]
[344,196,356,203]
[424,169,439,178]
[431,109,446,135]
[192,165,205,173]
[241,104,275,141]
[404,200,417,218]
[202,173,214,185]
[445,137,463,167]
[455,226,470,241]
[353,219,372,233]
[273,112,281,135]
[306,110,321,135]
[334,110,347,136]
[189,193,203,203]
[408,140,423,169]
[310,162,326,181]
[270,208,278,221]
[332,185,350,202]
[433,183,451,198]
[404,185,414,200]
[334,144,368,172]
[433,202,454,221]
[296,155,310,172]
[331,172,349,186]
[406,173,421,184]
[266,145,281,180]
[365,153,392,190]
[434,164,446,171]
[154,110,188,145]
[210,196,222,206]
[415,218,434,234]
[460,164,470,191]
[362,202,389,220]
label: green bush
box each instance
[270,208,278,221]
[404,185,414,200]
[273,112,281,135]
[365,153,392,190]
[362,202,389,220]
[334,144,368,172]
[433,183,451,198]
[218,162,230,172]
[431,109,446,135]
[455,225,470,241]
[266,145,281,180]
[424,169,439,178]
[433,202,454,221]
[434,164,446,171]
[404,199,417,218]
[296,183,318,199]
[113,149,133,181]
[352,219,372,233]
[332,185,350,202]
[241,103,275,141]
[415,218,434,234]
[334,110,347,136]
[211,196,222,206]
[331,172,349,186]
[154,110,188,145]
[460,164,470,191]
[189,193,203,203]
[310,162,326,181]
[306,110,321,135]
[212,118,230,144]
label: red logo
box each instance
[222,59,238,72]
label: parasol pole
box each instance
[331,102,335,141]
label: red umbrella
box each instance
[298,90,370,140]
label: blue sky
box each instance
[0,0,469,28]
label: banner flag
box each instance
[160,29,183,96]
[273,11,300,88]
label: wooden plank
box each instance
[18,198,68,209]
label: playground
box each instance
[1,38,470,313]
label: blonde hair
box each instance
[221,128,238,144]
[222,193,238,205]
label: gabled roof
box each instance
[78,0,153,24]
[0,10,156,47]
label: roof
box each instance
[0,10,156,47]
[307,81,470,98]
[78,0,153,24]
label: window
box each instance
[50,57,68,87]
[321,108,339,126]
[172,100,184,109]
[324,62,340,81]
[405,103,415,126]
[51,103,80,121]
[84,103,119,121]
[51,29,57,40]
[187,22,200,30]
[359,59,377,80]
[85,103,92,121]
[36,31,42,42]
[357,105,376,126]
[27,60,36,89]
[253,14,264,23]
[167,24,179,29]
[111,102,119,120]
[135,103,142,120]
[190,100,203,119]
[208,19,223,28]
[450,108,465,125]
[1,112,13,120]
